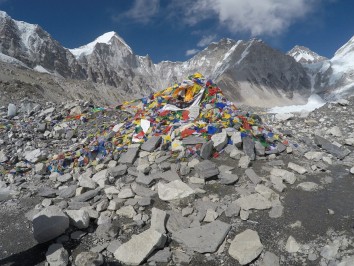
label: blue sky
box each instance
[1,0,353,63]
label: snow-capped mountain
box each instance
[287,45,327,64]
[0,11,85,78]
[7,10,354,106]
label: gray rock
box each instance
[151,207,167,234]
[225,202,241,217]
[179,164,191,176]
[75,251,104,266]
[276,142,287,153]
[66,209,90,229]
[285,236,300,253]
[118,147,139,164]
[270,168,296,184]
[141,136,162,152]
[182,136,206,145]
[0,150,8,163]
[7,103,17,117]
[37,187,57,198]
[46,243,68,266]
[24,149,45,163]
[269,205,284,218]
[108,164,128,177]
[71,189,99,202]
[131,183,157,198]
[243,136,255,160]
[211,130,228,151]
[107,239,122,253]
[172,220,231,253]
[231,131,242,148]
[245,169,262,184]
[158,170,181,182]
[239,156,251,168]
[259,251,280,266]
[166,211,192,234]
[236,194,272,210]
[95,221,120,240]
[200,140,214,159]
[297,182,319,191]
[255,141,265,156]
[57,185,77,199]
[114,229,167,265]
[314,135,351,159]
[136,172,156,187]
[147,247,171,263]
[57,173,72,183]
[32,206,69,243]
[157,180,194,201]
[228,229,263,265]
[288,162,307,174]
[194,160,219,179]
[219,172,239,185]
[172,250,191,264]
[92,169,109,188]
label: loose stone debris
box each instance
[1,75,354,265]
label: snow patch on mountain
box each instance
[287,45,327,64]
[269,94,326,114]
[69,31,132,58]
[34,65,51,74]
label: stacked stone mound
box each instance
[47,73,286,173]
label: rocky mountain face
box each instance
[287,45,327,64]
[287,38,354,100]
[0,11,314,107]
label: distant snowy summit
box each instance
[287,45,327,64]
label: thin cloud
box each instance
[197,34,217,47]
[173,0,321,36]
[114,0,160,24]
[185,49,199,56]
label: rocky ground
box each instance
[1,96,354,266]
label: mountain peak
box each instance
[0,10,9,19]
[69,31,132,59]
[287,45,327,64]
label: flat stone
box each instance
[24,149,44,163]
[259,251,280,266]
[0,150,8,163]
[297,182,319,191]
[203,209,218,222]
[173,220,231,253]
[157,180,194,201]
[92,169,108,187]
[225,202,241,217]
[211,130,228,151]
[71,189,99,202]
[255,141,266,156]
[270,168,296,184]
[219,172,239,185]
[37,187,57,198]
[194,160,219,179]
[131,183,157,198]
[95,221,120,240]
[66,209,90,229]
[107,239,122,253]
[320,243,339,260]
[245,169,262,184]
[285,236,300,253]
[141,136,162,152]
[75,251,103,266]
[114,229,167,265]
[236,194,272,210]
[116,205,137,218]
[147,247,171,263]
[228,229,263,265]
[314,135,351,159]
[32,206,69,243]
[200,140,214,159]
[46,243,68,266]
[57,185,77,199]
[230,148,244,159]
[288,162,307,174]
[118,188,134,199]
[182,136,206,145]
[108,164,128,177]
[239,156,251,168]
[231,131,242,148]
[304,151,324,161]
[118,147,139,164]
[269,204,284,218]
[151,207,167,234]
[166,211,192,234]
[242,136,255,160]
